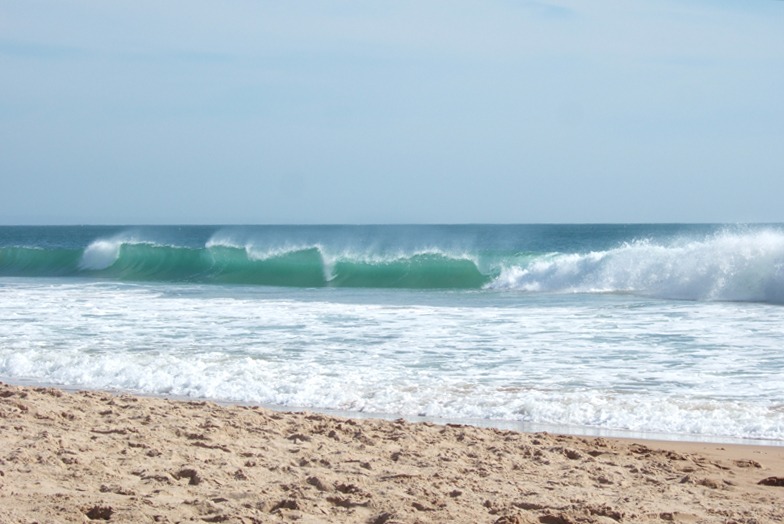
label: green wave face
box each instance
[87,244,327,287]
[210,247,327,287]
[329,254,490,289]
[91,244,207,281]
[0,242,491,289]
[0,247,83,276]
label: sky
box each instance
[1,0,783,224]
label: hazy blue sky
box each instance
[2,0,783,224]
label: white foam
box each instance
[79,239,124,270]
[489,230,784,303]
[2,278,783,442]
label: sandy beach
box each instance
[1,382,782,524]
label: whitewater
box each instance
[1,224,783,443]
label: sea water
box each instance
[1,224,783,443]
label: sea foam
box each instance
[2,278,783,442]
[490,230,784,303]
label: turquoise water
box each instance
[2,224,784,442]
[1,224,630,287]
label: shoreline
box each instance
[2,382,783,523]
[3,376,781,448]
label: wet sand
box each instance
[1,382,782,523]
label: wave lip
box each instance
[79,239,125,271]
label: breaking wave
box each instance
[1,228,783,301]
[489,230,784,303]
[0,238,488,289]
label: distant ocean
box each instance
[2,224,783,444]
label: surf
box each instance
[488,230,784,304]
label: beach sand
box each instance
[1,382,782,523]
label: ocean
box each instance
[1,224,783,444]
